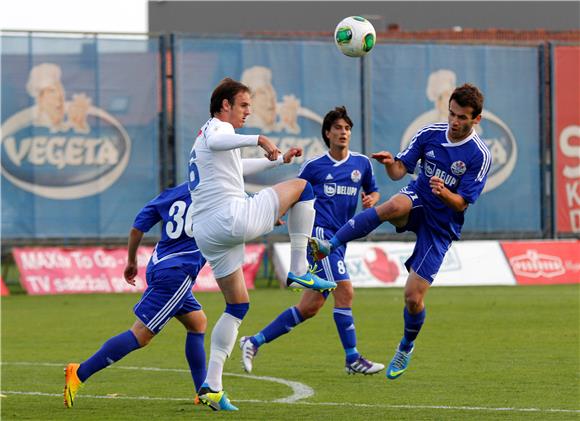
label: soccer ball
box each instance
[334,16,376,57]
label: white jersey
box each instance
[188,117,258,217]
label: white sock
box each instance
[204,312,242,391]
[287,199,315,275]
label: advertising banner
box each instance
[1,36,161,239]
[0,276,10,296]
[13,246,153,295]
[553,45,580,234]
[500,240,580,285]
[273,241,515,288]
[174,37,362,194]
[13,244,265,295]
[370,44,541,234]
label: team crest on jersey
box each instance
[324,183,337,197]
[350,170,362,183]
[451,161,466,176]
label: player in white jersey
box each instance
[311,84,491,380]
[240,106,385,376]
[189,78,336,411]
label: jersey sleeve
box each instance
[395,128,426,174]
[206,121,258,151]
[457,148,492,204]
[362,158,379,194]
[298,159,315,183]
[132,196,162,233]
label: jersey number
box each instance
[188,150,201,191]
[166,200,194,239]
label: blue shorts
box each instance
[397,187,452,284]
[307,226,350,298]
[133,267,202,334]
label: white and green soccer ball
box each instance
[334,16,376,58]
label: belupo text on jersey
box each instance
[423,160,458,188]
[324,183,358,197]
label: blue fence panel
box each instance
[1,35,160,239]
[174,37,363,192]
[370,43,542,234]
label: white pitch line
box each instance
[1,361,314,403]
[2,362,579,414]
[2,390,579,414]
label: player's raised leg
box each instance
[273,179,336,291]
[310,195,411,260]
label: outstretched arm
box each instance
[372,151,408,181]
[242,147,303,175]
[124,227,144,286]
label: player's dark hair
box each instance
[210,78,251,116]
[449,83,484,118]
[321,106,353,147]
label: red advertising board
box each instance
[554,46,580,234]
[500,240,580,285]
[0,276,10,296]
[13,244,265,295]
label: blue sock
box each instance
[251,307,304,346]
[225,302,250,320]
[331,208,381,249]
[185,332,206,392]
[399,307,426,352]
[77,330,141,382]
[333,308,359,363]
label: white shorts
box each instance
[193,188,279,278]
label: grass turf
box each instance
[1,285,579,420]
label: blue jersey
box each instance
[396,123,492,239]
[132,182,205,276]
[299,151,379,230]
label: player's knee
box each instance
[377,199,406,222]
[192,311,208,333]
[225,302,250,320]
[404,294,423,313]
[131,326,154,347]
[297,298,324,319]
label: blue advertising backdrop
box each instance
[174,36,363,193]
[1,34,545,240]
[370,43,542,234]
[1,36,160,239]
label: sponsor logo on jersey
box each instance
[426,150,436,158]
[451,160,466,176]
[350,169,361,183]
[325,173,334,180]
[1,63,131,200]
[324,183,357,197]
[424,160,458,187]
[324,183,337,196]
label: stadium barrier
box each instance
[12,244,265,295]
[273,240,580,287]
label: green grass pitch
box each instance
[1,284,579,420]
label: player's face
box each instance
[226,91,252,128]
[325,118,351,149]
[447,99,481,141]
